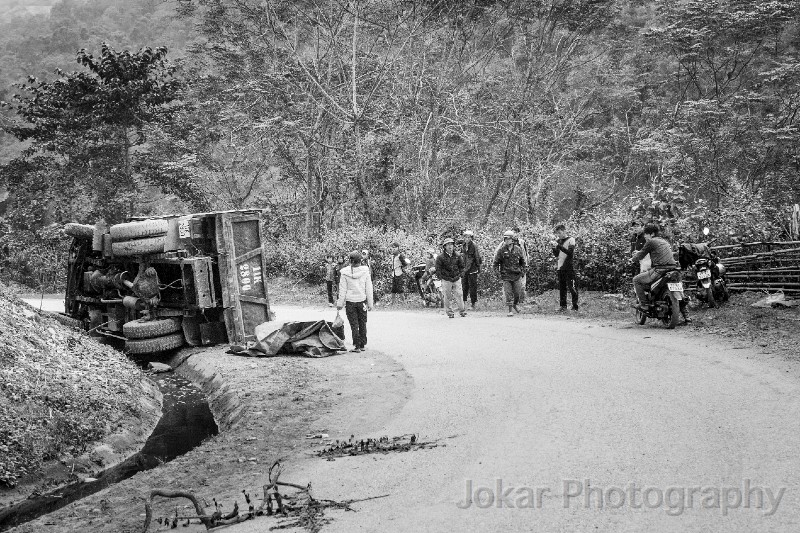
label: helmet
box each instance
[463,230,474,237]
[503,230,515,238]
[441,238,455,246]
[427,248,435,255]
[361,249,369,256]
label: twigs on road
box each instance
[141,460,387,532]
[315,433,439,459]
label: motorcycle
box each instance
[692,255,729,308]
[678,239,729,309]
[635,268,685,329]
[412,263,443,307]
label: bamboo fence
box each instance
[712,241,800,293]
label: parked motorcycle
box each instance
[412,263,443,307]
[692,255,729,308]
[635,268,685,329]
[678,239,729,309]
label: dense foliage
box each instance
[1,0,798,290]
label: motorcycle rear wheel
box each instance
[635,307,647,325]
[706,287,716,308]
[660,293,679,329]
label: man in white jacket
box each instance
[336,251,374,352]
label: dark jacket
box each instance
[493,243,526,281]
[462,240,482,274]
[552,237,576,271]
[435,250,465,282]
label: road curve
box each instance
[266,305,800,533]
[22,297,800,532]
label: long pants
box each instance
[633,268,662,304]
[558,270,579,308]
[519,273,527,303]
[344,300,368,348]
[462,272,478,305]
[441,279,465,315]
[326,281,334,304]
[502,278,523,307]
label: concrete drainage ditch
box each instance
[0,357,217,532]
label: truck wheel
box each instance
[64,223,95,239]
[111,236,166,256]
[123,317,182,340]
[110,219,169,242]
[125,332,185,354]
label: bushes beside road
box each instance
[263,215,634,299]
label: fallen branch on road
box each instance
[141,460,388,532]
[315,434,440,459]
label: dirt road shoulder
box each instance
[10,341,412,533]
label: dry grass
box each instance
[0,283,143,487]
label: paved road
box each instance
[255,305,800,533]
[24,298,800,531]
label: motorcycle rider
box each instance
[630,223,691,323]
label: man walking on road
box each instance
[494,230,526,316]
[551,224,578,311]
[461,230,481,310]
[436,238,467,318]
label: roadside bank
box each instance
[8,306,413,533]
[0,286,164,522]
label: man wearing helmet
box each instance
[435,237,467,318]
[461,230,482,310]
[493,230,527,316]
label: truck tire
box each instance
[110,220,169,242]
[111,236,166,256]
[125,332,185,354]
[64,223,95,239]
[123,317,182,340]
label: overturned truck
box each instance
[62,210,272,354]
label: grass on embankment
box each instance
[0,283,145,488]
